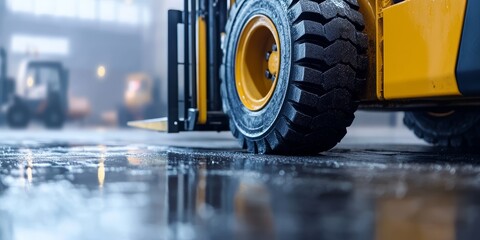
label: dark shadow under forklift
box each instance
[0,48,69,129]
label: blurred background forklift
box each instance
[0,47,75,129]
[117,73,161,127]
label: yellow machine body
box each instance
[357,0,467,100]
[382,0,466,100]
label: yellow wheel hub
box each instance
[235,15,281,111]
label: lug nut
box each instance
[272,44,277,52]
[265,51,271,61]
[265,70,273,80]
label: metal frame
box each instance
[167,10,183,133]
[164,2,229,134]
[0,48,7,105]
[0,48,14,106]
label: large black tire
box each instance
[44,93,66,129]
[404,111,480,147]
[44,106,65,129]
[221,0,368,154]
[6,103,30,129]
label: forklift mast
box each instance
[0,48,6,105]
[0,48,14,105]
[0,48,6,81]
[129,0,230,133]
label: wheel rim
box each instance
[235,15,281,111]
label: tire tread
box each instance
[404,112,480,148]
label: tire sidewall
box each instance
[223,0,291,139]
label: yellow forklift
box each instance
[0,48,69,129]
[130,0,480,154]
[117,73,161,126]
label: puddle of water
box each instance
[0,141,480,240]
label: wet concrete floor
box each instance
[0,129,479,240]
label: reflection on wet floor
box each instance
[0,141,480,240]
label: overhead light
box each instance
[27,75,35,88]
[97,65,106,79]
